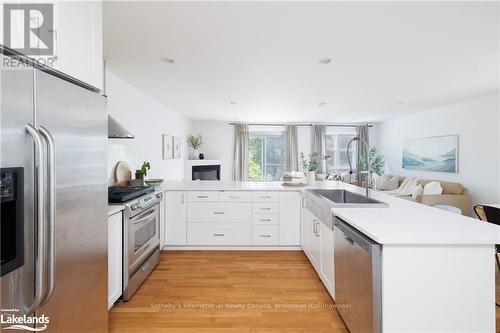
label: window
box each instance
[325,127,357,172]
[248,126,285,181]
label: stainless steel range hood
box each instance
[108,115,134,139]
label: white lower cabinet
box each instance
[252,225,279,245]
[108,212,122,309]
[320,222,335,298]
[187,223,251,245]
[300,196,310,252]
[309,214,321,271]
[278,192,301,245]
[301,206,336,300]
[164,190,301,247]
[166,192,187,245]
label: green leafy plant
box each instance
[186,134,203,150]
[358,146,385,175]
[135,161,151,177]
[300,152,331,172]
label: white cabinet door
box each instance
[309,214,321,270]
[53,1,103,89]
[108,212,122,309]
[166,192,187,245]
[300,199,310,252]
[278,192,301,246]
[320,222,335,298]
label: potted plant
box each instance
[300,152,330,184]
[358,146,385,175]
[186,134,203,159]
[135,161,150,180]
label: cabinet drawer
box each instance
[252,225,279,246]
[252,214,278,225]
[187,202,251,223]
[252,192,278,202]
[187,223,251,245]
[220,191,252,202]
[187,191,220,202]
[253,202,278,214]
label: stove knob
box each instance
[156,193,163,199]
[131,204,139,211]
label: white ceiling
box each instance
[103,1,499,123]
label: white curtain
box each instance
[284,125,298,172]
[311,125,326,173]
[232,124,249,181]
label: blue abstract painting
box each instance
[402,135,458,173]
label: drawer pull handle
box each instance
[213,211,225,215]
[230,196,240,199]
[260,235,271,238]
[197,195,209,198]
[260,196,271,199]
[213,233,225,237]
[260,207,271,210]
[260,219,271,222]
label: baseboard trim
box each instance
[162,246,302,251]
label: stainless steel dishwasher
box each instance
[334,215,382,333]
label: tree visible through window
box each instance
[325,127,357,172]
[248,134,284,181]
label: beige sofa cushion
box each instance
[419,180,464,195]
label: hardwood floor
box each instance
[109,251,348,333]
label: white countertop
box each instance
[161,180,500,245]
[160,180,334,191]
[108,205,125,217]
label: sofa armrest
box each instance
[416,194,471,216]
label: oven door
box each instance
[128,204,159,272]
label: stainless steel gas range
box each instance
[109,186,163,300]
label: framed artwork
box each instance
[162,134,173,159]
[173,136,181,159]
[402,135,458,173]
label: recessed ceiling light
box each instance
[229,101,237,105]
[318,102,327,107]
[319,58,332,65]
[160,57,175,64]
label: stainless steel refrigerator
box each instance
[1,48,108,332]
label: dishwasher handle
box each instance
[334,216,380,254]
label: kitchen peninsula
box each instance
[161,180,500,332]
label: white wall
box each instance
[106,70,191,185]
[378,94,500,206]
[190,121,234,180]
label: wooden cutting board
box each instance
[115,161,132,186]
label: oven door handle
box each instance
[132,211,156,225]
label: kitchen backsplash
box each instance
[108,140,142,186]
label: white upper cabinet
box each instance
[52,1,103,90]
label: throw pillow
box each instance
[411,184,423,200]
[423,181,443,195]
[371,174,382,190]
[378,175,399,191]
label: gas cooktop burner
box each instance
[108,185,154,203]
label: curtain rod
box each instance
[228,122,373,128]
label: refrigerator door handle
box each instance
[38,126,56,305]
[24,124,47,314]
